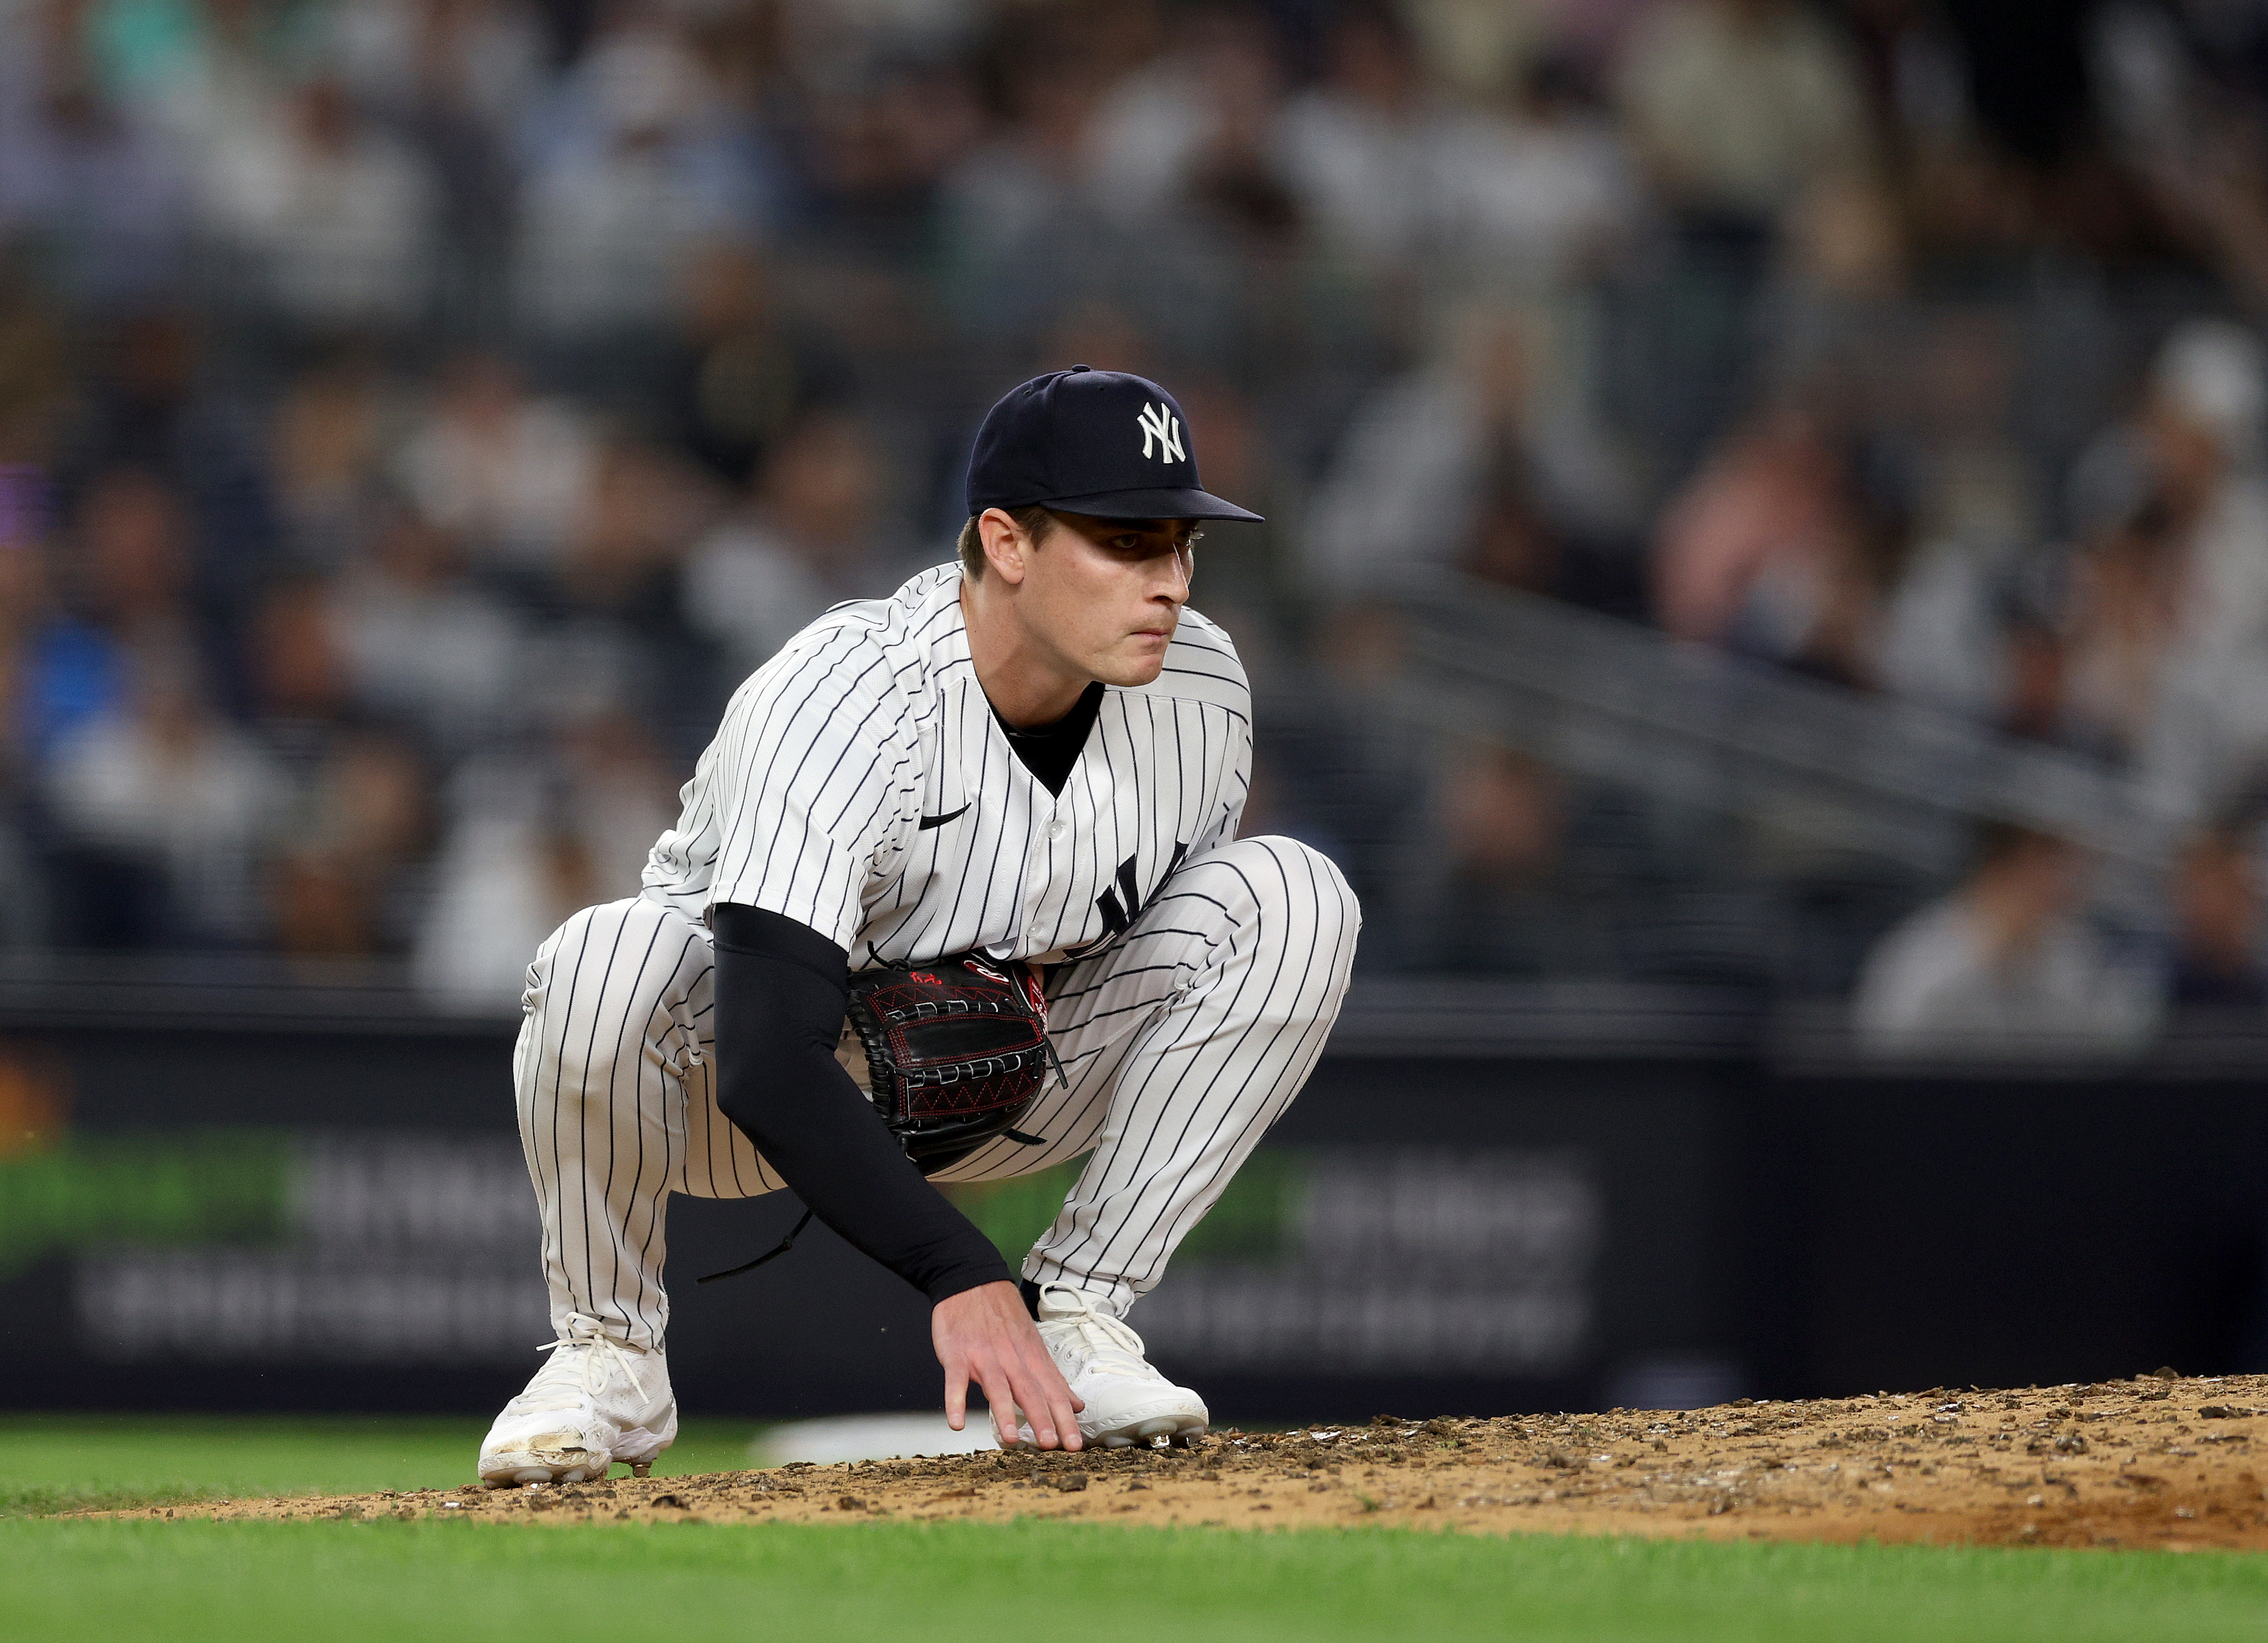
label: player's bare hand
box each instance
[933,1280,1084,1450]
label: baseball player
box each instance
[477,366,1360,1485]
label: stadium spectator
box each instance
[326,502,524,755]
[51,468,201,717]
[2121,323,2268,818]
[392,352,597,577]
[797,52,987,269]
[1085,4,1290,232]
[1609,0,1873,468]
[1451,55,1643,289]
[0,480,49,945]
[682,411,905,685]
[193,73,441,335]
[1873,308,2039,724]
[1270,0,1480,274]
[269,351,400,569]
[2058,483,2188,762]
[0,1,190,310]
[411,707,675,1010]
[110,0,303,158]
[937,9,1136,342]
[1852,822,2160,1055]
[247,574,352,736]
[328,0,546,141]
[318,0,544,337]
[658,243,850,489]
[53,310,281,646]
[559,441,717,606]
[1303,305,1634,600]
[1418,742,1620,975]
[41,638,288,947]
[1613,0,1870,228]
[1651,403,1888,684]
[511,17,773,354]
[0,252,74,465]
[533,436,719,734]
[268,727,431,957]
[412,764,595,1012]
[2165,808,2268,1011]
[2151,321,2268,661]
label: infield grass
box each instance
[2,1417,2263,1642]
[4,1517,2265,1643]
[0,1413,760,1516]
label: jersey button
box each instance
[1044,820,1067,840]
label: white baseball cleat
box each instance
[1016,1283,1208,1450]
[477,1312,677,1487]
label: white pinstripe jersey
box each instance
[641,563,1252,967]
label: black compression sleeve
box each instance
[708,903,1013,1304]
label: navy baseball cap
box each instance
[966,366,1264,523]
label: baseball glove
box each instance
[694,953,1064,1286]
[839,953,1064,1174]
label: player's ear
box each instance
[976,507,1033,586]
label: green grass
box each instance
[1,1518,2263,1642]
[0,1414,761,1517]
[2,1417,2263,1642]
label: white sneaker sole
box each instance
[479,1425,673,1487]
[477,1445,623,1487]
[1020,1395,1209,1451]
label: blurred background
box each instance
[4,0,2268,1429]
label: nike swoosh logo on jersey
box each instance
[918,803,972,831]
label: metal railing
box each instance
[1391,576,2183,873]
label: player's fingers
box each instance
[1017,1331,1084,1415]
[940,1346,970,1432]
[1003,1356,1074,1451]
[982,1350,1055,1448]
[1051,1378,1084,1447]
[1017,1336,1083,1446]
[1038,1370,1083,1452]
[971,1353,1035,1448]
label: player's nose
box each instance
[1151,552,1190,604]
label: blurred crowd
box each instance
[3,0,2268,1041]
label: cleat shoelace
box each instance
[517,1313,649,1414]
[1038,1288,1158,1380]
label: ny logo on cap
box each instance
[1136,402,1185,463]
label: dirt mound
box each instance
[124,1373,2268,1550]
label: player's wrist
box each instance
[924,1265,1017,1309]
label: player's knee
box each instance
[528,898,628,1003]
[534,897,651,968]
[1206,835,1362,948]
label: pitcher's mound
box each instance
[123,1373,2268,1549]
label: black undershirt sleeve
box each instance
[708,903,1013,1305]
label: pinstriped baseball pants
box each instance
[514,835,1360,1350]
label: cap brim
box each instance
[1036,486,1265,524]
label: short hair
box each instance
[958,505,1056,579]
